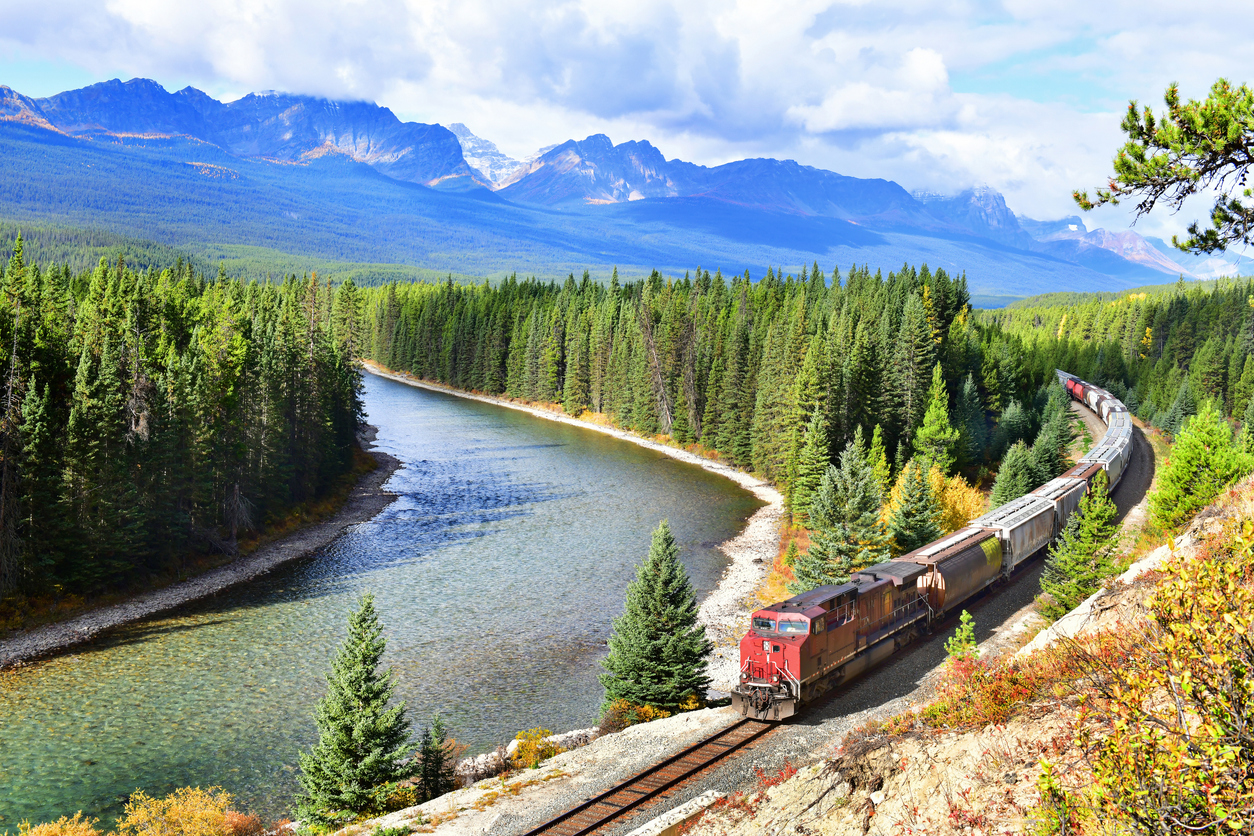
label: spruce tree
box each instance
[955,373,987,468]
[868,424,892,500]
[789,430,890,592]
[417,715,457,803]
[913,363,959,473]
[990,440,1035,507]
[1149,400,1254,531]
[599,520,711,712]
[789,405,829,525]
[1039,471,1120,620]
[297,594,417,828]
[887,459,942,555]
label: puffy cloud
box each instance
[4,0,1254,228]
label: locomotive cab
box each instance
[732,583,857,719]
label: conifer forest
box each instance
[0,238,363,597]
[362,264,1050,491]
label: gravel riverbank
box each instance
[0,437,401,669]
[361,362,785,692]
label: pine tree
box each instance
[893,294,936,438]
[868,424,892,500]
[954,373,986,469]
[789,405,829,524]
[789,430,891,592]
[297,594,417,827]
[416,714,457,803]
[913,363,959,473]
[1028,408,1070,485]
[1149,400,1254,531]
[1039,471,1120,620]
[599,520,711,712]
[887,459,942,555]
[990,440,1035,507]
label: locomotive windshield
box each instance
[778,619,808,634]
[752,616,776,632]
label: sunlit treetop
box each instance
[1075,79,1254,254]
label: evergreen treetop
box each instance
[990,440,1036,508]
[789,429,891,592]
[1040,470,1121,621]
[1149,400,1254,531]
[887,458,942,556]
[599,520,711,712]
[297,594,417,828]
[914,363,960,474]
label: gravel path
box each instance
[361,363,784,692]
[0,439,401,669]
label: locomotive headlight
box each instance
[772,673,780,683]
[762,640,769,652]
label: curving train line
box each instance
[731,370,1133,720]
[522,372,1134,836]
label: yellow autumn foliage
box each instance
[882,464,985,535]
[928,467,986,533]
[17,814,102,836]
[114,787,234,836]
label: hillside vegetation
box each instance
[983,279,1254,441]
[0,238,362,605]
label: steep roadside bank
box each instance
[0,439,402,669]
[360,362,785,691]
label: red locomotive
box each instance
[732,370,1133,720]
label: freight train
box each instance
[732,371,1133,720]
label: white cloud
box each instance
[4,0,1254,228]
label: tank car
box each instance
[732,370,1133,720]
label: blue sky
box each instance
[2,0,1251,237]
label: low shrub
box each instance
[114,787,236,836]
[15,813,101,836]
[598,699,672,735]
[223,813,264,836]
[511,728,564,769]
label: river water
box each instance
[0,373,762,827]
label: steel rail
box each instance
[520,718,773,836]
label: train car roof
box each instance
[898,526,991,565]
[971,493,1054,529]
[850,560,927,587]
[771,582,857,612]
[1062,461,1103,481]
[1031,476,1087,501]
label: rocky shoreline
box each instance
[0,436,402,669]
[360,362,785,692]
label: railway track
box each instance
[521,718,775,836]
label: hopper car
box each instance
[733,370,1134,720]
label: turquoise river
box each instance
[0,371,762,826]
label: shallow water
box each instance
[0,373,762,826]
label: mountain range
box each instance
[0,77,1242,295]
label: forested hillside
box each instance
[0,238,363,598]
[983,279,1254,433]
[361,264,1058,512]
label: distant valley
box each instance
[0,77,1242,295]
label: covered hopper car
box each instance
[732,370,1136,720]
